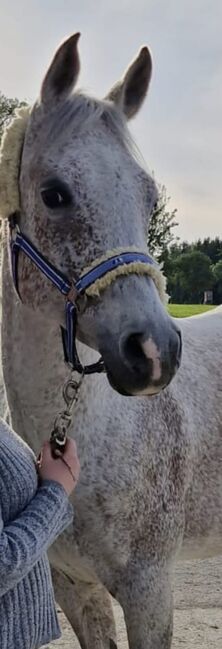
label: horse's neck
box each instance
[1,245,103,452]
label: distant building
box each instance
[203,290,213,304]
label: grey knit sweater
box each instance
[0,418,74,649]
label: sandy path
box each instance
[43,556,222,648]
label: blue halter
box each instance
[9,213,156,375]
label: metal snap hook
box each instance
[50,370,85,457]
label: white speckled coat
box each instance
[1,34,222,649]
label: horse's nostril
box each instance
[125,333,144,366]
[117,322,182,392]
[120,331,152,374]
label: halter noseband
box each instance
[9,212,158,375]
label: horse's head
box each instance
[16,34,181,396]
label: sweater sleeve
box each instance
[0,480,73,596]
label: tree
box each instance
[194,237,222,265]
[0,92,26,143]
[168,250,214,303]
[147,184,178,261]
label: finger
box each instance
[65,437,76,450]
[41,441,54,461]
[64,438,77,457]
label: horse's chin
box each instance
[106,368,163,398]
[106,369,131,396]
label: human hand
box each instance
[37,438,80,496]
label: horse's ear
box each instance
[106,47,152,119]
[41,33,80,105]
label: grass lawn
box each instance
[167,304,216,318]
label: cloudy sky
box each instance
[0,0,221,241]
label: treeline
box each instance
[161,239,222,304]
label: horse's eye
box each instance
[41,187,72,209]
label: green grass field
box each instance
[167,304,216,318]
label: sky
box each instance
[0,0,221,242]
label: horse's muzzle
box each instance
[101,321,182,396]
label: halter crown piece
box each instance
[0,106,168,377]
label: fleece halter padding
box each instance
[0,106,30,219]
[81,247,167,304]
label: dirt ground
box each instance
[44,556,222,648]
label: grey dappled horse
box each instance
[1,34,222,649]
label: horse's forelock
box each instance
[29,92,144,169]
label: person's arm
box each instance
[0,480,73,596]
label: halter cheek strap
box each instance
[9,215,104,374]
[9,214,159,375]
